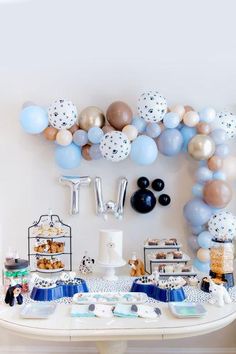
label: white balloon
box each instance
[48,98,77,129]
[215,111,236,139]
[183,111,199,127]
[99,131,131,162]
[137,91,167,123]
[222,155,236,180]
[197,248,210,262]
[122,125,138,141]
[208,211,236,240]
[170,104,185,119]
[56,130,73,146]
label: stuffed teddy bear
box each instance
[209,279,232,307]
[128,258,145,277]
[5,284,23,307]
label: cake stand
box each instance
[98,260,126,281]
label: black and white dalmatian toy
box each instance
[79,252,95,275]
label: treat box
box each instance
[149,253,190,263]
[73,292,148,305]
[20,303,57,319]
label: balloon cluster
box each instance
[130,177,171,214]
[19,92,236,271]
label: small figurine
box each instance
[5,284,23,307]
[128,254,145,277]
[79,252,95,275]
[208,279,232,307]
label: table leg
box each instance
[96,340,127,354]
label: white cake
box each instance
[97,229,126,267]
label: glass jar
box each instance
[210,239,234,275]
[3,258,30,293]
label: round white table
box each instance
[0,302,235,354]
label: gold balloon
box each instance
[78,106,105,131]
[188,134,215,160]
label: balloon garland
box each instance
[19,92,236,272]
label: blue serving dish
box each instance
[30,278,89,301]
[131,279,186,302]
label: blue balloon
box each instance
[145,123,161,138]
[215,144,229,158]
[88,127,104,144]
[195,166,213,182]
[183,198,212,226]
[197,231,212,249]
[180,126,196,151]
[188,235,199,251]
[157,129,183,156]
[163,112,180,129]
[192,183,203,197]
[193,258,210,273]
[73,129,88,146]
[132,117,146,133]
[55,143,81,169]
[89,144,102,160]
[210,128,226,145]
[130,135,158,165]
[190,224,207,235]
[213,171,226,180]
[198,107,216,123]
[20,105,48,134]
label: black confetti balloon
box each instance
[152,178,165,192]
[131,189,156,213]
[158,194,171,206]
[137,177,150,189]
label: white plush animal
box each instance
[208,280,232,307]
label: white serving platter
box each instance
[34,252,64,256]
[73,292,148,305]
[149,253,190,263]
[20,303,57,319]
[144,244,182,249]
[36,268,64,273]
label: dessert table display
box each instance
[0,276,236,354]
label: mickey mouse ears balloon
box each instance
[208,210,236,240]
[48,98,78,130]
[137,91,167,123]
[99,131,131,162]
[216,111,236,139]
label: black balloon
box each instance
[152,178,165,192]
[137,176,150,189]
[131,189,156,214]
[158,194,171,206]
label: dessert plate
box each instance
[36,268,64,273]
[169,302,207,318]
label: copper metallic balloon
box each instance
[69,124,79,134]
[203,180,232,208]
[188,134,215,161]
[82,144,92,161]
[196,122,211,135]
[43,126,58,141]
[106,101,133,131]
[102,125,115,134]
[78,106,105,131]
[207,155,223,171]
[184,105,194,112]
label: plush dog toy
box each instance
[79,253,95,275]
[128,258,145,277]
[209,279,232,307]
[5,284,23,307]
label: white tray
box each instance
[158,271,197,277]
[20,303,57,319]
[144,244,182,249]
[73,292,148,305]
[169,302,207,318]
[36,268,64,273]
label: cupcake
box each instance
[173,251,183,259]
[156,252,166,259]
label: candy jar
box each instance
[3,256,30,293]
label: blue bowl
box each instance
[30,278,89,301]
[130,280,186,302]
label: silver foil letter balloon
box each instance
[59,176,91,215]
[94,177,128,220]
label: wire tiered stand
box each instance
[28,212,72,273]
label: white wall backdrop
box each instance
[0,0,236,351]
